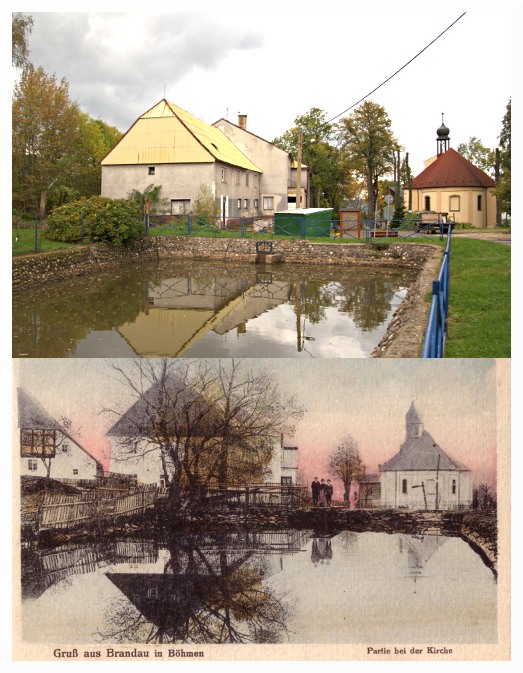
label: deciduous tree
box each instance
[337,101,399,220]
[457,137,495,176]
[104,359,304,512]
[12,13,33,70]
[328,435,366,503]
[12,66,83,216]
[496,99,511,217]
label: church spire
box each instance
[406,402,423,439]
[437,113,450,155]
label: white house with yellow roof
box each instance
[101,100,290,218]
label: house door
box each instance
[425,479,436,509]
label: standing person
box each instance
[325,479,333,506]
[319,479,327,507]
[311,477,320,507]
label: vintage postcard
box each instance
[11,357,510,662]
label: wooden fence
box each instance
[38,484,159,531]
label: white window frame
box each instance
[171,199,190,215]
[263,196,274,211]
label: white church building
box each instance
[379,403,473,510]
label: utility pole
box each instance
[296,130,303,209]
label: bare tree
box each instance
[328,435,366,504]
[103,359,304,512]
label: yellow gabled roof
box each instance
[102,99,261,172]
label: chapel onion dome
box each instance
[437,122,450,139]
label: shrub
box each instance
[46,196,144,246]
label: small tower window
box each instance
[452,479,457,495]
[424,196,431,211]
[477,195,483,211]
[402,479,408,494]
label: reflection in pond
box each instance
[21,530,496,644]
[13,261,417,358]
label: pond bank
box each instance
[32,504,497,570]
[12,238,441,358]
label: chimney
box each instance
[238,114,247,130]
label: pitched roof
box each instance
[411,148,495,189]
[380,431,470,472]
[17,388,102,466]
[102,99,262,172]
[106,374,222,438]
[380,403,470,473]
[18,388,62,430]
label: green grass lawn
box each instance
[12,227,77,256]
[445,237,510,357]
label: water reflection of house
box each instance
[116,275,291,357]
[22,540,159,600]
[398,534,447,592]
[379,403,473,510]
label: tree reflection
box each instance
[100,533,291,644]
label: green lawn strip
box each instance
[12,228,77,256]
[445,238,510,357]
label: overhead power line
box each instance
[327,12,467,124]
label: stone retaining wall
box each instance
[13,236,438,289]
[12,237,441,357]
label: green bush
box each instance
[46,196,144,246]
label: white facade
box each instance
[379,403,472,510]
[108,436,171,486]
[213,116,290,215]
[267,436,298,485]
[17,388,102,482]
[20,432,102,481]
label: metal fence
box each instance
[421,226,452,358]
[145,213,449,242]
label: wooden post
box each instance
[296,130,302,209]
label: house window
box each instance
[171,199,190,214]
[452,479,457,495]
[237,199,242,209]
[221,168,227,183]
[424,196,431,211]
[244,199,249,209]
[402,479,408,494]
[254,199,259,208]
[148,166,155,175]
[235,171,240,186]
[245,172,250,187]
[281,477,292,485]
[449,195,460,212]
[61,443,70,454]
[147,587,159,599]
[21,429,56,458]
[27,459,38,472]
[263,196,274,210]
[73,469,79,476]
[477,195,483,211]
[254,175,259,188]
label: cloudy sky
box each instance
[8,2,515,175]
[13,358,505,496]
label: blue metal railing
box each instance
[421,226,452,358]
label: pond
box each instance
[21,530,496,645]
[13,261,417,358]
